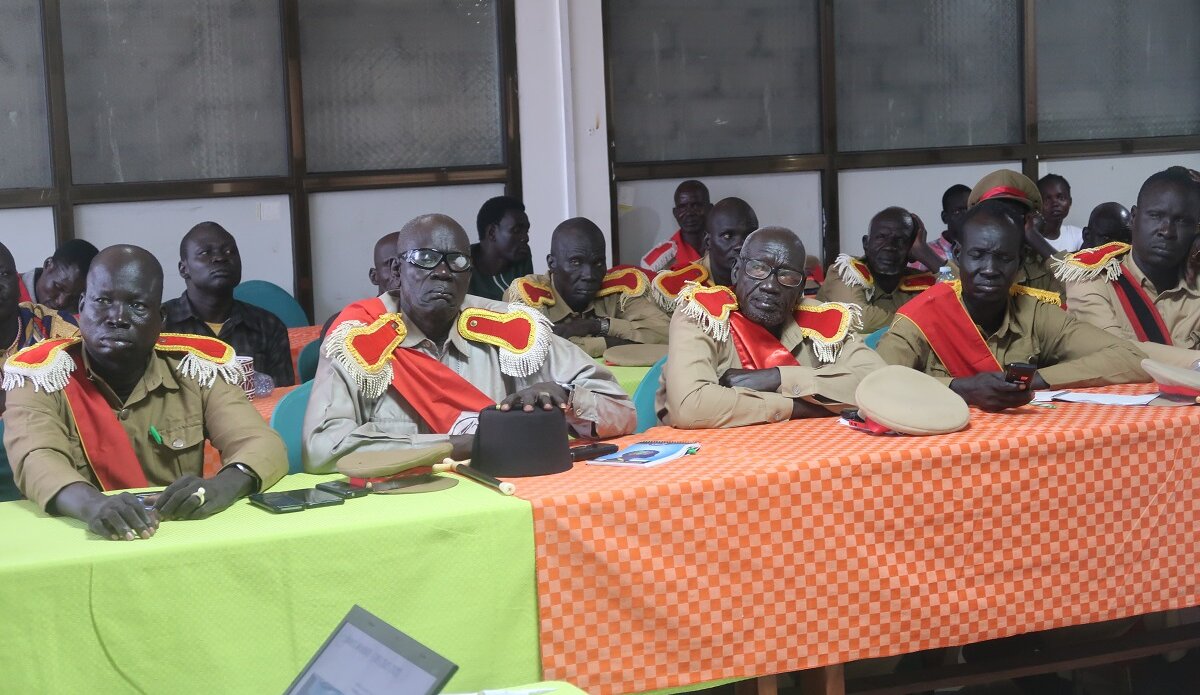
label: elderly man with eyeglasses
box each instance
[657,226,885,429]
[302,214,635,473]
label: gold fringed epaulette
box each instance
[458,304,551,378]
[793,302,863,364]
[155,333,243,388]
[513,277,555,308]
[832,254,875,297]
[1050,242,1130,283]
[2,337,80,392]
[1011,284,1063,307]
[651,262,710,312]
[898,272,936,293]
[678,283,738,342]
[596,266,649,310]
[324,313,407,399]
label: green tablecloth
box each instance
[0,474,541,694]
[602,364,651,396]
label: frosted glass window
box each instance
[0,1,52,189]
[607,0,821,163]
[835,0,1021,152]
[1037,0,1200,141]
[299,0,505,173]
[60,0,288,184]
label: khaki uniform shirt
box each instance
[4,347,286,511]
[815,267,925,334]
[1065,259,1200,368]
[656,299,886,429]
[502,272,669,358]
[876,293,1149,388]
[1017,248,1066,297]
[303,294,636,473]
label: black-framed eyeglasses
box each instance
[742,258,805,288]
[400,248,473,273]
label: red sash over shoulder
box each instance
[895,282,1002,378]
[729,312,799,369]
[329,298,494,433]
[3,333,243,491]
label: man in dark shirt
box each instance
[468,195,533,300]
[162,222,295,386]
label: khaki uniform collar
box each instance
[542,272,598,322]
[976,294,1025,340]
[383,291,472,356]
[778,311,806,353]
[81,345,180,407]
[1126,256,1200,299]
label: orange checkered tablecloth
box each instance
[512,386,1200,694]
[287,325,322,376]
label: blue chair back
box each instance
[631,356,668,434]
[269,381,314,474]
[233,280,310,328]
[0,420,19,502]
[297,339,321,383]
[863,327,888,350]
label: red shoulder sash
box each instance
[728,312,799,369]
[896,282,1002,377]
[1112,263,1173,345]
[330,298,493,433]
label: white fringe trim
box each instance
[806,302,863,364]
[1050,255,1123,284]
[2,349,75,393]
[176,352,244,389]
[500,304,553,378]
[324,319,393,400]
[646,244,677,272]
[651,283,681,313]
[679,283,731,342]
[833,253,874,299]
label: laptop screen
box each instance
[285,606,457,695]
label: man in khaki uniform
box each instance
[3,246,286,540]
[503,217,668,358]
[1060,167,1200,368]
[817,207,935,333]
[658,226,885,429]
[877,201,1149,412]
[304,214,635,473]
[966,169,1067,298]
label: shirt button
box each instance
[791,387,802,397]
[117,409,130,421]
[172,438,186,449]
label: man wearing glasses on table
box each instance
[303,214,635,473]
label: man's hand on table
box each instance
[52,482,158,541]
[949,372,1034,412]
[719,367,781,393]
[151,466,256,520]
[553,317,601,340]
[500,382,570,412]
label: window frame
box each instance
[602,0,1200,265]
[0,0,522,319]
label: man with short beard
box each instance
[658,226,884,429]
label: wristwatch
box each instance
[597,317,611,336]
[226,462,262,493]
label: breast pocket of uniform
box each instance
[155,421,206,477]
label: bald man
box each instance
[1080,202,1132,250]
[369,231,401,295]
[304,214,635,473]
[659,226,885,429]
[818,207,936,333]
[163,221,295,386]
[648,197,758,312]
[641,180,712,272]
[3,245,286,539]
[503,217,668,358]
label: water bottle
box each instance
[936,265,955,284]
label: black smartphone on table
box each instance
[569,442,619,461]
[315,480,370,499]
[1003,362,1038,386]
[249,488,344,513]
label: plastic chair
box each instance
[0,420,19,503]
[269,381,314,474]
[297,339,321,383]
[233,280,310,328]
[863,327,888,350]
[631,356,668,434]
